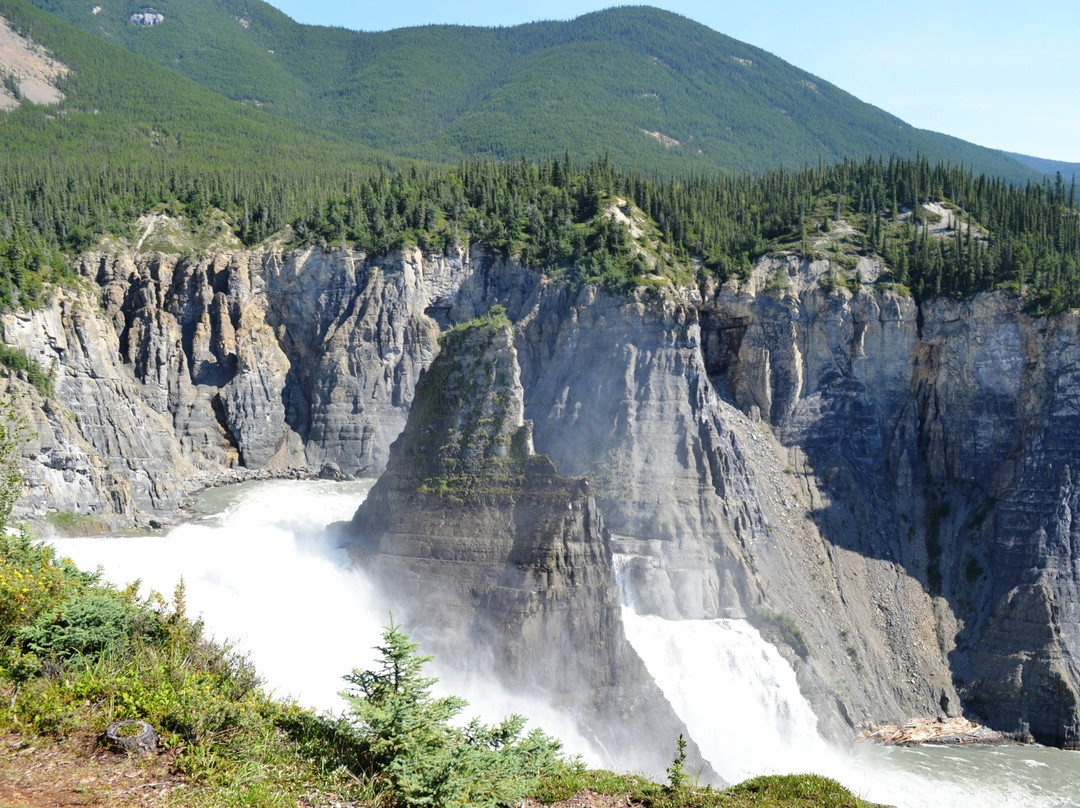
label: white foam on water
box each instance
[50,479,388,711]
[47,478,603,762]
[48,481,1080,804]
[621,605,1080,807]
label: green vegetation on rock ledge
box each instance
[408,308,555,503]
[0,344,53,396]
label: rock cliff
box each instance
[5,221,1080,749]
[693,259,1080,745]
[339,315,703,775]
[511,268,955,738]
[2,217,489,524]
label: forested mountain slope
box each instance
[25,0,1039,180]
[1007,152,1080,181]
[0,0,383,172]
[0,0,395,306]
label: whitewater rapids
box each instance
[49,479,1080,807]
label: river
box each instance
[49,479,1080,807]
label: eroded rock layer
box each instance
[340,318,701,775]
[4,230,1080,747]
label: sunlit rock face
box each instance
[8,234,1080,747]
[3,238,499,523]
[508,271,954,740]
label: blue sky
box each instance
[265,0,1080,162]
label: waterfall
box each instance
[50,479,388,710]
[47,478,601,760]
[621,609,833,784]
[49,482,1080,806]
[617,568,1080,807]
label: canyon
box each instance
[5,212,1080,756]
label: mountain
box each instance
[24,0,1039,181]
[1007,152,1080,182]
[0,0,379,170]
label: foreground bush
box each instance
[341,622,579,807]
[0,528,363,804]
[0,527,880,807]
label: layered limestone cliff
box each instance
[511,268,956,738]
[5,223,1080,749]
[338,316,702,775]
[910,294,1080,745]
[1,215,502,524]
[693,259,1080,745]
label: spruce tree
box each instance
[340,622,576,807]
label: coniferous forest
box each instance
[1,0,1076,312]
[3,152,1079,312]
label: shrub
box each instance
[667,733,689,790]
[340,622,579,807]
[0,344,53,397]
[18,591,134,660]
[0,532,78,635]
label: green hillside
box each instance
[1007,152,1080,182]
[23,0,1039,181]
[0,0,376,169]
[0,0,394,307]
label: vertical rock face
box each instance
[340,317,702,776]
[83,245,462,478]
[1,376,137,522]
[513,274,956,737]
[2,290,199,521]
[910,295,1080,745]
[690,263,1080,745]
[8,231,1080,750]
[701,264,961,732]
[2,233,495,524]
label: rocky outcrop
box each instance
[855,716,1012,746]
[339,316,705,777]
[8,227,1080,751]
[1,226,505,524]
